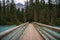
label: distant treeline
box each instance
[0,0,60,25]
[0,0,25,25]
[24,0,60,26]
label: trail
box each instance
[21,23,44,40]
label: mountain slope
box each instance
[16,3,25,9]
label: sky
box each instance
[14,0,48,4]
[14,0,27,4]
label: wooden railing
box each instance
[33,22,60,40]
[0,22,29,40]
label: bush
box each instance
[56,18,60,26]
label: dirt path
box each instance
[21,23,44,40]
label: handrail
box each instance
[33,22,60,39]
[0,22,29,39]
[33,22,60,31]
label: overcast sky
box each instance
[14,0,27,4]
[14,0,48,4]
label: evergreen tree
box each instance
[0,1,2,24]
[10,0,16,24]
[6,0,10,24]
[41,0,45,4]
[2,0,6,24]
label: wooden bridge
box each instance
[0,22,60,40]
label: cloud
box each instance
[14,0,27,4]
[14,0,49,4]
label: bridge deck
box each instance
[0,23,60,40]
[20,23,44,40]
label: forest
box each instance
[0,0,60,26]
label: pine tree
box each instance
[25,0,29,22]
[0,1,1,13]
[10,0,16,24]
[2,0,6,24]
[41,0,45,4]
[0,1,2,24]
[35,0,39,22]
[6,0,10,24]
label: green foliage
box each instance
[56,18,60,25]
[0,0,24,25]
[25,0,59,25]
[0,0,60,26]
